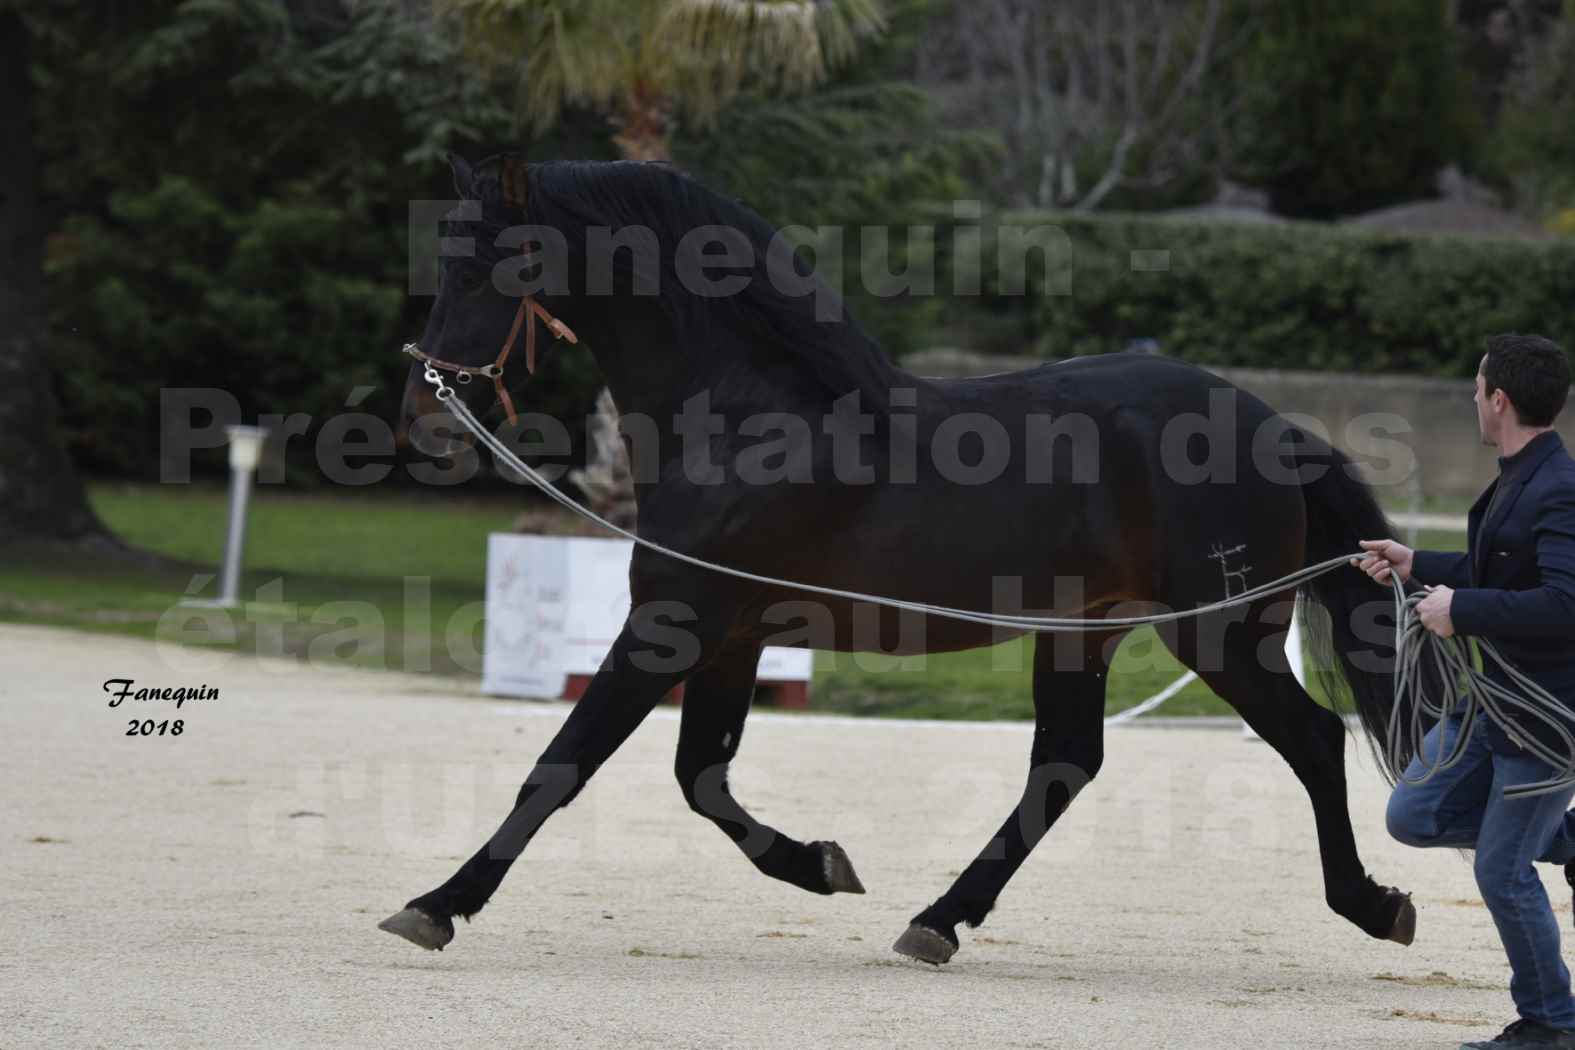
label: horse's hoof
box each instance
[1385,894,1416,946]
[892,923,957,965]
[820,841,866,895]
[378,907,455,951]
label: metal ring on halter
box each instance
[419,364,455,402]
[455,371,473,384]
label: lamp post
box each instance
[183,425,268,609]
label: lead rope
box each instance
[418,365,1575,796]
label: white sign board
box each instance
[482,534,814,699]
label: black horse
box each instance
[384,154,1416,964]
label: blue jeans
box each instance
[1387,714,1575,1029]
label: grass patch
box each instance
[0,482,1467,720]
[89,482,518,581]
[0,483,507,675]
[812,632,1225,719]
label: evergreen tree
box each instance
[29,0,523,478]
[1231,0,1477,218]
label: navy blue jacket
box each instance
[1412,431,1575,753]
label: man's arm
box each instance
[1355,538,1466,588]
[1451,488,1575,640]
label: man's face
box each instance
[1474,368,1492,445]
[1474,355,1507,446]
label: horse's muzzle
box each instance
[399,373,474,458]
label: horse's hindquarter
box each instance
[1081,356,1310,611]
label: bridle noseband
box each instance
[402,284,577,427]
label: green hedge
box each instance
[967,212,1575,376]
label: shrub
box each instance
[969,212,1575,375]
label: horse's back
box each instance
[923,353,1279,421]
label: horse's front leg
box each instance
[379,613,720,951]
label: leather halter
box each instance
[404,159,574,427]
[402,280,577,428]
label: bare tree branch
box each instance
[919,0,1239,210]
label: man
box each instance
[1358,333,1575,1049]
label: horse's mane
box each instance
[469,157,896,413]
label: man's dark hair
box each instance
[1481,333,1572,427]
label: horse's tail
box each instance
[1295,438,1407,782]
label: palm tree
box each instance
[442,0,886,159]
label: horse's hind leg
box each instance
[894,630,1116,965]
[1160,600,1415,945]
[379,617,721,951]
[675,640,865,895]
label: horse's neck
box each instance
[565,303,688,422]
[568,294,895,455]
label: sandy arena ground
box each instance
[4,621,1566,1049]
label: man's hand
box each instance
[1416,585,1455,638]
[1353,539,1415,584]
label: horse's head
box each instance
[401,154,887,457]
[400,153,577,457]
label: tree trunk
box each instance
[610,79,673,162]
[0,10,108,545]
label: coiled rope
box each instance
[1389,584,1575,798]
[419,365,1575,797]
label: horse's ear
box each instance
[449,153,476,198]
[500,154,528,213]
